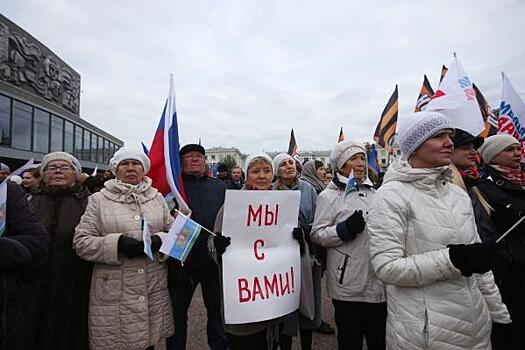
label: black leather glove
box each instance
[292,227,306,256]
[150,235,162,254]
[491,322,514,349]
[337,210,366,241]
[213,235,231,256]
[117,235,144,258]
[448,242,498,277]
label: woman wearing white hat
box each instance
[367,111,511,349]
[477,134,525,349]
[311,140,386,350]
[74,147,174,350]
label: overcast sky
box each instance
[2,1,525,153]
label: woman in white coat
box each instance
[367,111,511,350]
[74,147,174,350]
[311,140,386,350]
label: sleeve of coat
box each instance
[73,193,122,265]
[0,182,48,269]
[310,191,345,248]
[474,271,511,323]
[367,186,461,287]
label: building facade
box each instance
[205,147,244,166]
[0,14,123,170]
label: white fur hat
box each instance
[272,153,294,176]
[478,134,520,164]
[329,140,366,172]
[40,152,82,175]
[242,152,273,175]
[398,111,453,158]
[109,147,150,175]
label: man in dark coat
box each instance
[166,144,228,350]
[225,165,244,190]
[0,181,48,350]
[27,152,92,350]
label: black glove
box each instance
[448,242,498,277]
[491,322,514,349]
[151,235,162,254]
[337,210,365,241]
[117,236,144,258]
[292,227,306,256]
[213,235,231,256]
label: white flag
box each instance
[499,72,525,160]
[426,55,485,136]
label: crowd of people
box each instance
[0,110,524,350]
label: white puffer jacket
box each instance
[311,174,385,303]
[367,159,511,350]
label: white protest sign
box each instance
[221,190,301,324]
[500,72,525,161]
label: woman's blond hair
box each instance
[449,163,493,215]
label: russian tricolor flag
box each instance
[148,75,190,214]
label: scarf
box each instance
[274,176,299,191]
[491,165,525,188]
[301,161,326,194]
[459,165,481,188]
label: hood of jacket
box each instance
[383,158,453,192]
[102,176,158,204]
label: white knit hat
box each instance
[0,163,10,172]
[329,140,366,172]
[242,152,273,175]
[109,147,150,175]
[40,152,82,175]
[398,111,453,158]
[478,134,520,164]
[272,153,295,176]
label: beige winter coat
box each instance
[73,177,174,350]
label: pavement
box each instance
[185,277,339,349]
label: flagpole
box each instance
[496,216,525,243]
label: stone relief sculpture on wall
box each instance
[0,22,80,114]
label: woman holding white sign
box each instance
[311,140,386,350]
[209,152,297,350]
[272,153,320,350]
[74,147,174,350]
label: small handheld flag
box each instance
[345,170,357,196]
[142,216,154,260]
[338,127,345,143]
[160,211,203,263]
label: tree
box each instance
[221,155,237,171]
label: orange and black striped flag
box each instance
[287,129,298,156]
[473,83,498,138]
[439,65,448,83]
[414,75,435,112]
[374,85,398,154]
[338,127,345,143]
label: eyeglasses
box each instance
[45,165,73,172]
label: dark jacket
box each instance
[225,178,244,190]
[174,173,226,271]
[27,184,92,350]
[0,182,48,350]
[477,166,525,277]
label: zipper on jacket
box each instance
[423,307,429,348]
[338,255,350,285]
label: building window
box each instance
[74,125,83,159]
[64,120,74,154]
[97,136,103,163]
[103,139,110,164]
[83,130,91,161]
[50,115,63,152]
[211,155,216,161]
[33,108,49,153]
[91,133,98,162]
[396,150,401,156]
[12,100,32,151]
[0,95,11,145]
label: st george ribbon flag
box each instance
[499,72,525,160]
[147,75,190,215]
[160,211,202,263]
[426,54,485,136]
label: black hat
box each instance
[453,129,484,150]
[180,144,205,156]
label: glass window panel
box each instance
[0,95,11,145]
[12,101,32,151]
[91,134,98,162]
[50,115,63,152]
[33,108,49,153]
[64,120,74,153]
[83,130,91,161]
[74,125,83,159]
[97,136,103,164]
[103,139,110,164]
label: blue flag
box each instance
[345,170,357,196]
[368,144,381,174]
